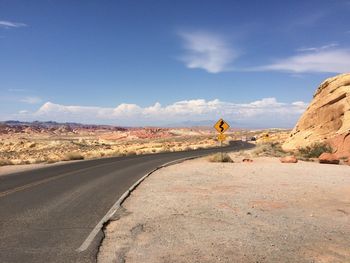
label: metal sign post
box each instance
[214,118,230,160]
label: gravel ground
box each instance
[98,156,350,263]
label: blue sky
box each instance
[1,0,350,127]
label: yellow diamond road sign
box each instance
[214,118,230,133]
[217,133,227,141]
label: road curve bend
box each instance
[0,141,254,263]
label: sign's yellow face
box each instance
[217,133,227,141]
[214,118,230,133]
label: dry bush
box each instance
[209,153,233,163]
[125,150,137,156]
[29,158,46,164]
[47,158,57,164]
[62,152,84,161]
[0,158,13,166]
[296,143,332,158]
[253,142,286,157]
[111,150,124,157]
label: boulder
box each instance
[282,73,350,153]
[327,132,350,160]
[242,158,253,163]
[280,156,298,163]
[318,153,340,164]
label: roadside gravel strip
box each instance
[77,155,205,253]
[97,156,350,263]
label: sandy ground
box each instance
[98,156,350,263]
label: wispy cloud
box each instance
[178,31,238,73]
[14,98,307,127]
[8,88,27,92]
[255,48,350,73]
[0,20,27,28]
[289,11,326,28]
[296,43,338,52]
[20,96,42,104]
[177,31,349,74]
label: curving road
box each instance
[0,141,253,263]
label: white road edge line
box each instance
[76,154,204,252]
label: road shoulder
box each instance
[98,156,350,263]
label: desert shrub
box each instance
[0,158,13,166]
[125,150,137,156]
[111,150,123,157]
[30,158,45,164]
[209,153,233,163]
[161,145,171,152]
[253,142,286,157]
[297,143,332,158]
[62,152,84,161]
[47,158,57,164]
[22,160,31,165]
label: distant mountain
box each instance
[0,120,128,131]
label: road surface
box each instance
[0,141,253,263]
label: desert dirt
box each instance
[98,156,350,263]
[0,124,220,166]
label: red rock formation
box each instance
[280,156,298,163]
[318,152,340,164]
[283,73,350,162]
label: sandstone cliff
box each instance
[283,73,350,158]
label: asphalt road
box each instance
[0,141,253,263]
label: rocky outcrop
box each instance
[280,156,298,163]
[318,153,340,165]
[283,73,350,159]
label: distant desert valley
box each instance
[0,120,289,167]
[1,73,350,169]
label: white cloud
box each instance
[14,98,307,127]
[0,20,27,28]
[256,48,350,73]
[8,88,27,92]
[20,96,42,104]
[296,43,338,52]
[177,32,348,74]
[178,31,237,73]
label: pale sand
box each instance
[98,156,350,263]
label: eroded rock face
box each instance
[318,153,340,165]
[280,156,298,163]
[283,73,350,156]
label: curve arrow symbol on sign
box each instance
[219,120,225,132]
